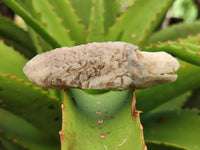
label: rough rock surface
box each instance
[23,42,180,90]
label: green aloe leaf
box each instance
[105,0,174,46]
[180,34,200,45]
[0,17,36,58]
[148,91,191,113]
[61,89,146,149]
[104,0,120,34]
[31,0,74,47]
[0,108,59,150]
[15,0,53,53]
[0,41,27,81]
[87,0,104,42]
[0,132,28,150]
[146,20,200,44]
[146,140,189,150]
[136,64,200,113]
[2,0,61,48]
[142,109,200,150]
[69,0,93,29]
[182,88,200,109]
[49,0,86,45]
[0,73,61,145]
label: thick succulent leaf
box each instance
[182,88,200,109]
[142,110,200,150]
[61,89,146,150]
[31,0,74,47]
[105,0,174,46]
[49,0,86,45]
[0,41,28,81]
[0,73,61,144]
[146,140,189,150]
[180,34,200,46]
[141,37,200,66]
[15,0,41,17]
[27,27,52,54]
[0,108,59,150]
[15,0,52,52]
[146,20,200,44]
[0,17,36,58]
[104,0,120,34]
[149,91,191,113]
[0,133,28,150]
[3,0,61,48]
[69,0,93,29]
[87,0,104,42]
[136,64,200,113]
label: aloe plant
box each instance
[0,0,200,150]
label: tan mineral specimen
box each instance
[23,42,180,90]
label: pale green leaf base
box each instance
[61,89,145,150]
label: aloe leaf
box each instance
[105,0,174,46]
[61,89,146,149]
[0,41,27,81]
[31,0,74,47]
[149,91,191,113]
[0,17,36,58]
[15,0,52,52]
[49,0,86,45]
[141,39,200,66]
[87,0,104,42]
[26,27,52,54]
[142,109,200,150]
[146,140,189,150]
[180,34,200,45]
[136,64,200,113]
[0,132,28,150]
[146,20,200,44]
[0,108,59,150]
[15,0,40,17]
[69,0,93,29]
[104,0,120,34]
[0,134,28,150]
[0,73,61,144]
[182,88,200,109]
[2,0,61,48]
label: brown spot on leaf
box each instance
[156,117,164,124]
[167,40,172,45]
[1,104,7,108]
[176,38,181,42]
[157,41,161,44]
[62,119,67,124]
[106,115,114,119]
[131,34,136,39]
[72,97,77,106]
[99,133,106,139]
[96,111,102,115]
[49,105,54,109]
[0,86,3,91]
[59,130,65,145]
[55,117,60,121]
[61,104,64,111]
[197,52,200,55]
[182,46,188,50]
[97,119,104,124]
[12,139,19,144]
[96,101,102,105]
